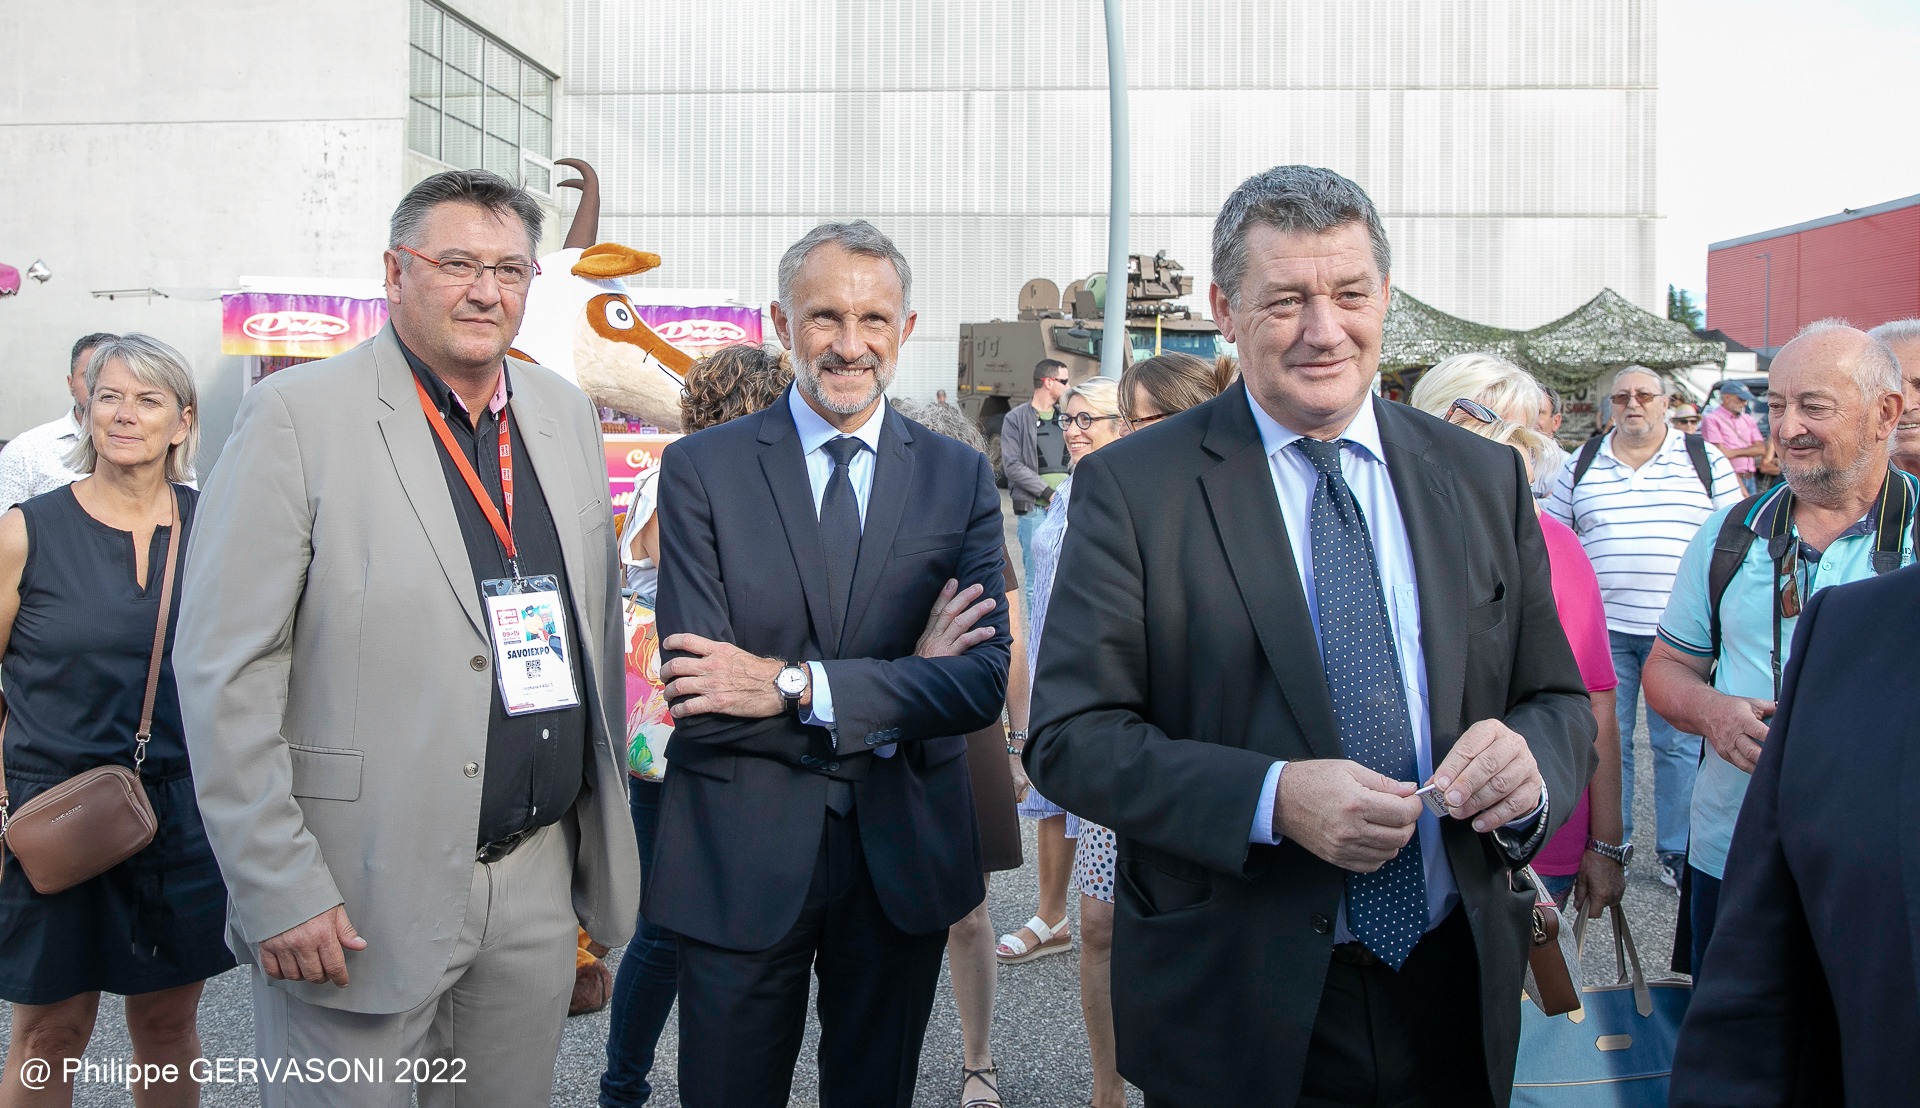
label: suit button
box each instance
[470,655,487,671]
[799,755,821,767]
[463,762,480,778]
[1311,914,1332,935]
[826,762,841,773]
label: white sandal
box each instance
[995,914,1072,964]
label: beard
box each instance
[1779,432,1884,503]
[796,349,894,416]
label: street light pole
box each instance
[1757,251,1773,359]
[1099,0,1129,382]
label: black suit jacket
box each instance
[647,391,1011,950]
[1025,383,1594,1106]
[1671,568,1920,1107]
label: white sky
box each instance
[1658,0,1920,317]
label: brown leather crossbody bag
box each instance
[0,494,179,895]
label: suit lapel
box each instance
[839,408,913,654]
[509,375,590,623]
[758,397,836,651]
[372,326,484,640]
[1376,400,1468,760]
[1197,383,1342,760]
[1903,701,1920,1025]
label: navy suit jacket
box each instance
[1671,565,1920,1106]
[646,391,1011,949]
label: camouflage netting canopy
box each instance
[1382,288,1727,395]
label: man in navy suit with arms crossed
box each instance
[648,221,1011,1108]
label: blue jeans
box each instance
[1688,865,1722,979]
[1016,507,1043,613]
[599,777,680,1107]
[1609,631,1701,859]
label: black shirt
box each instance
[400,340,590,848]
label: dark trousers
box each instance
[1687,865,1723,980]
[600,777,680,1107]
[674,808,948,1108]
[1298,909,1493,1108]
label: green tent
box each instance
[1380,288,1727,437]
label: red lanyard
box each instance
[414,375,517,570]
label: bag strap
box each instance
[134,488,183,776]
[1707,492,1766,665]
[1682,432,1715,495]
[1569,434,1604,489]
[1572,902,1655,1018]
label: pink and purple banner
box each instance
[222,292,390,357]
[631,304,763,360]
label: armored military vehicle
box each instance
[957,252,1226,449]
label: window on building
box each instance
[408,0,555,193]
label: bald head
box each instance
[1768,322,1903,504]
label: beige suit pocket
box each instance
[288,745,364,802]
[579,498,611,532]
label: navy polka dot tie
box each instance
[1295,437,1425,969]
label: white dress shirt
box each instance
[1241,392,1463,938]
[785,387,891,755]
[0,410,84,513]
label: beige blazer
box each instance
[176,325,639,1015]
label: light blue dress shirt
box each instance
[786,388,891,755]
[1240,392,1459,938]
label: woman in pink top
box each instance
[1439,399,1626,914]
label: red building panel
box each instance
[1706,196,1920,353]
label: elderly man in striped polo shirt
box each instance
[1544,367,1746,889]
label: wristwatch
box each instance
[1006,728,1029,755]
[1586,838,1633,865]
[774,662,809,714]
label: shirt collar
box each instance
[396,335,511,420]
[59,410,82,440]
[1245,386,1386,466]
[1602,425,1680,462]
[789,385,887,457]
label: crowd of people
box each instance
[0,160,1915,1108]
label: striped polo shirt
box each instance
[1542,429,1746,636]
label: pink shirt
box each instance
[1533,514,1619,876]
[1700,406,1762,474]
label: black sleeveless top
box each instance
[3,484,195,780]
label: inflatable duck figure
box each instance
[509,158,692,432]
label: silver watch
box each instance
[774,663,808,712]
[1586,838,1632,865]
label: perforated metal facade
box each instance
[562,0,1657,398]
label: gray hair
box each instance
[1212,165,1392,309]
[67,333,200,483]
[892,399,986,453]
[389,169,544,257]
[1609,365,1668,395]
[777,221,913,315]
[1868,318,1920,353]
[1788,319,1901,400]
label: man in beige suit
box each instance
[176,169,639,1105]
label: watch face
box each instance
[776,666,807,697]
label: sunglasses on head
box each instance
[1448,397,1499,425]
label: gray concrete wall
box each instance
[1,0,562,467]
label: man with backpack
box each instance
[1545,367,1745,892]
[1643,321,1915,976]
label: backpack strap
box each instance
[1569,435,1605,489]
[1707,492,1767,665]
[1683,432,1714,495]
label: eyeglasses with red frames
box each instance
[396,245,541,289]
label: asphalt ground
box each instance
[11,495,1691,1106]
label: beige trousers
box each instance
[251,819,579,1107]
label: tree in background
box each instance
[1668,284,1704,330]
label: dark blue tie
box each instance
[820,436,866,641]
[1294,437,1426,969]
